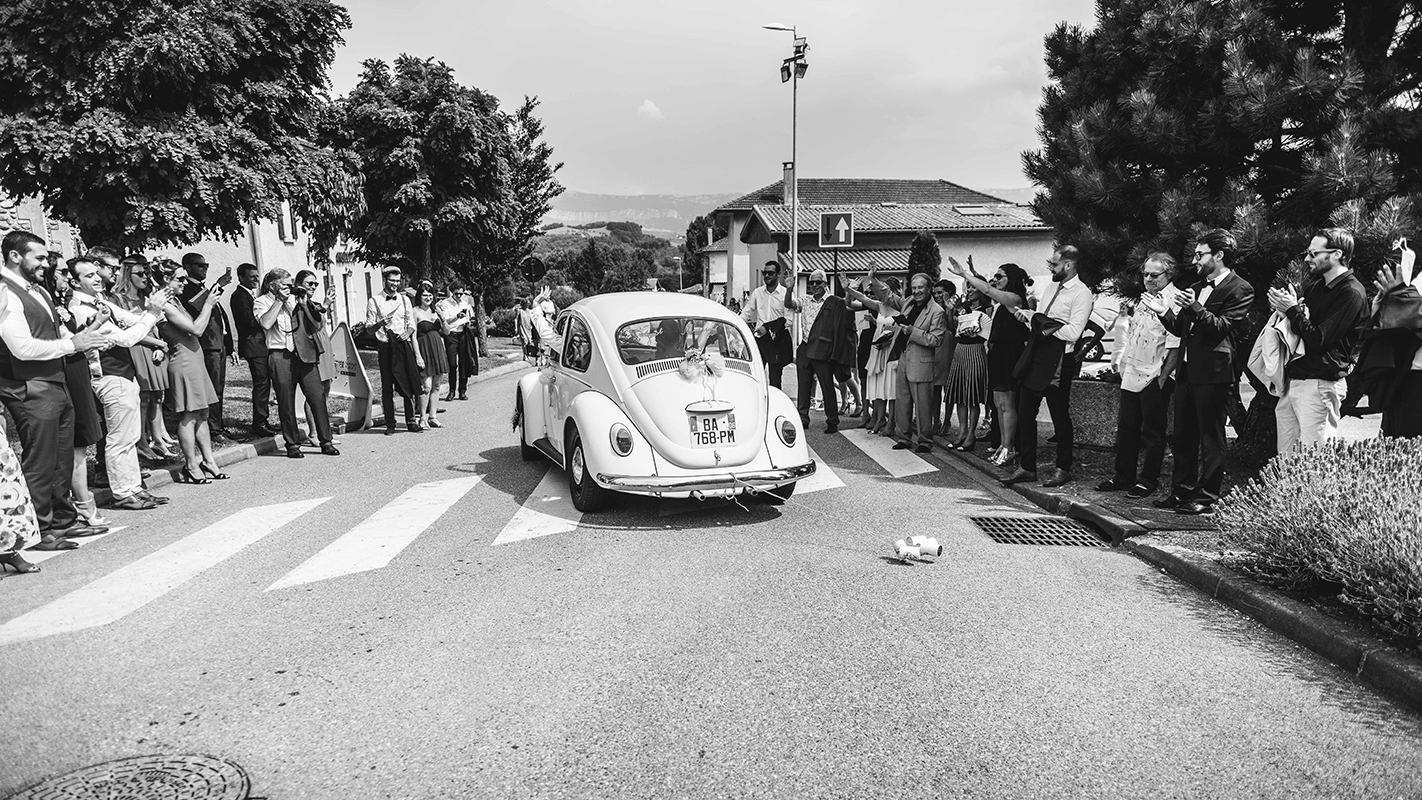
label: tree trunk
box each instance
[475,292,488,357]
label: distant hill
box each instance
[544,191,739,239]
[982,187,1039,206]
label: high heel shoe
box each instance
[174,467,211,485]
[1,552,40,574]
[426,416,443,428]
[199,462,229,480]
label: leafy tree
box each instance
[569,239,606,295]
[907,230,943,281]
[1024,0,1422,461]
[322,56,512,283]
[601,247,655,293]
[682,213,728,292]
[0,0,355,250]
[1024,0,1422,295]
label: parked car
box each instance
[512,293,816,512]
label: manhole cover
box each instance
[969,515,1107,547]
[7,754,250,800]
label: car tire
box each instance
[516,393,539,462]
[566,425,608,512]
[760,481,796,504]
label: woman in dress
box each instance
[294,270,339,445]
[412,282,449,428]
[0,288,42,576]
[946,258,1031,466]
[116,256,176,461]
[155,261,225,484]
[846,273,902,436]
[944,287,990,451]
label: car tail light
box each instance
[610,424,634,456]
[776,416,797,446]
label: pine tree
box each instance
[907,230,943,281]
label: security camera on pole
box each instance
[763,23,808,289]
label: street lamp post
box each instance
[763,23,808,291]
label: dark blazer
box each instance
[802,296,857,367]
[230,285,267,359]
[180,280,234,355]
[1162,271,1255,385]
[292,300,327,366]
[1014,314,1069,392]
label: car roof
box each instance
[566,292,740,329]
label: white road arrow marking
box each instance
[0,499,328,646]
[835,217,849,242]
[797,446,844,494]
[492,468,581,545]
[267,477,482,591]
[840,427,937,478]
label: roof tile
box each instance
[719,179,1014,211]
[752,203,1048,234]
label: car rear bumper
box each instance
[597,461,816,493]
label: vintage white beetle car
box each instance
[513,292,816,512]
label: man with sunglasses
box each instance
[1157,229,1254,515]
[741,261,799,388]
[793,268,854,433]
[1266,228,1368,454]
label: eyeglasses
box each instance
[130,270,147,277]
[808,280,824,286]
[762,271,778,276]
[1191,250,1214,260]
[1304,248,1339,258]
[1143,270,1167,279]
[302,281,319,287]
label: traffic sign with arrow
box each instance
[819,211,854,249]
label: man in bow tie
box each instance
[365,266,420,435]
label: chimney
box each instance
[782,161,795,205]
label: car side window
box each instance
[563,316,593,373]
[548,314,569,365]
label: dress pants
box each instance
[894,369,935,446]
[1016,370,1077,473]
[0,378,78,534]
[93,374,144,498]
[1275,377,1345,454]
[270,350,333,446]
[445,330,478,393]
[1381,370,1422,438]
[795,347,839,427]
[246,355,272,429]
[1170,366,1231,503]
[377,339,416,430]
[767,363,785,389]
[203,348,226,429]
[1113,379,1171,488]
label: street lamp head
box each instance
[780,63,792,83]
[795,61,808,79]
[762,23,794,32]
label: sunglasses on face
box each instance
[808,280,824,286]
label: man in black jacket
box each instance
[179,253,235,439]
[1158,229,1255,515]
[229,262,275,436]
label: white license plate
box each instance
[689,412,736,448]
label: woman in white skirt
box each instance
[847,275,902,436]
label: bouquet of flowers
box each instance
[677,348,726,401]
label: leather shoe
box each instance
[1043,468,1072,488]
[30,536,79,551]
[1153,494,1187,509]
[108,495,158,511]
[457,393,468,400]
[1175,500,1215,515]
[1095,479,1130,492]
[824,422,839,434]
[1005,468,1038,484]
[915,443,932,453]
[442,393,456,402]
[56,523,109,538]
[256,423,282,437]
[321,443,340,456]
[138,490,170,505]
[891,441,912,450]
[286,447,305,459]
[1126,483,1157,499]
[384,429,396,436]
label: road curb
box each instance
[1122,540,1422,715]
[96,358,531,503]
[937,442,1422,714]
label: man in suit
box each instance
[229,262,275,437]
[178,253,235,440]
[1158,228,1255,515]
[880,272,947,453]
[794,268,856,434]
[1007,245,1096,487]
[0,232,111,549]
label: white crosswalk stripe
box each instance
[839,427,938,478]
[266,476,482,591]
[0,498,328,646]
[491,468,581,546]
[797,446,844,494]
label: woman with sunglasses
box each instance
[257,269,338,458]
[412,282,449,428]
[293,270,339,446]
[154,261,226,483]
[116,257,177,461]
[946,257,1031,466]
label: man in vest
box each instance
[69,252,171,510]
[0,232,112,549]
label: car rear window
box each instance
[616,317,753,365]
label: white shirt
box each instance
[436,297,470,334]
[0,266,76,361]
[68,290,159,348]
[1021,274,1095,351]
[253,292,297,351]
[367,293,414,343]
[797,293,826,344]
[1117,304,1180,392]
[742,284,791,329]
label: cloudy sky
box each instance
[328,0,1098,197]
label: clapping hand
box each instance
[1267,284,1299,314]
[1171,290,1192,311]
[1139,292,1167,315]
[1375,262,1405,295]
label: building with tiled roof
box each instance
[706,171,1055,307]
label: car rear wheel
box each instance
[516,393,539,462]
[566,426,608,512]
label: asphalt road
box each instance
[2,367,1420,799]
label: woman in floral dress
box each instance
[0,289,42,576]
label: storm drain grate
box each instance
[969,516,1107,547]
[10,754,251,799]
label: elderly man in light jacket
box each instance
[876,272,947,453]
